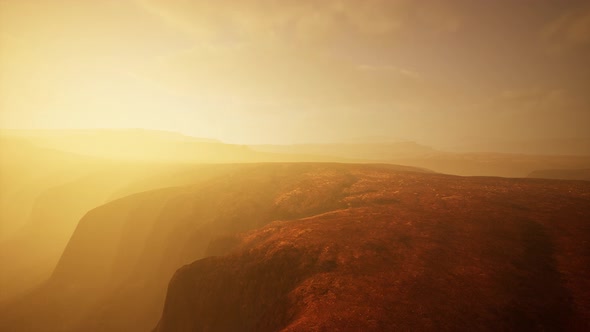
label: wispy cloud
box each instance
[541,5,590,54]
[135,0,462,46]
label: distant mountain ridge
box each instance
[528,168,590,181]
[249,142,590,178]
[0,129,352,164]
[251,141,438,160]
[3,129,590,178]
[448,137,590,156]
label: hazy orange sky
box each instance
[1,0,589,145]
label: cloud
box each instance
[132,0,469,113]
[541,5,590,54]
[415,2,462,34]
[130,1,588,142]
[357,64,421,80]
[138,41,470,116]
[135,0,462,46]
[567,9,590,44]
[486,87,583,117]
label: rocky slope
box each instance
[2,163,589,331]
[156,170,590,331]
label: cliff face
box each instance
[0,136,176,302]
[156,171,590,331]
[0,135,249,302]
[0,163,427,332]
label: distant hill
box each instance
[1,164,588,331]
[251,141,438,160]
[0,129,356,164]
[0,136,101,240]
[4,130,590,177]
[448,137,590,156]
[250,143,590,177]
[528,168,590,181]
[1,129,263,163]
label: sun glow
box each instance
[1,0,590,146]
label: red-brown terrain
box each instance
[4,0,590,330]
[155,167,590,331]
[0,163,425,331]
[1,163,589,331]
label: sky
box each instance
[1,0,589,146]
